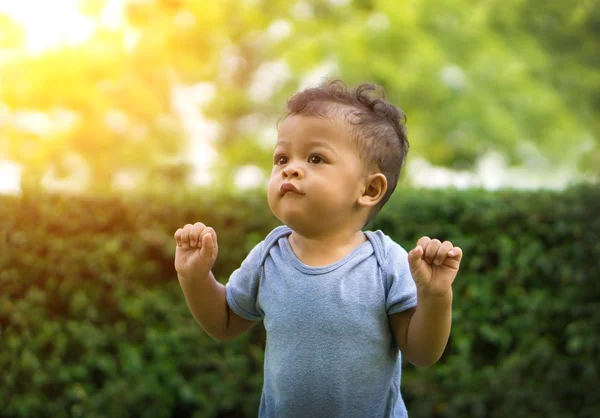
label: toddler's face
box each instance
[267,114,367,235]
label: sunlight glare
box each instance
[0,0,99,54]
[0,160,22,195]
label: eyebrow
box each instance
[276,139,338,154]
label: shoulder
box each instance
[364,230,409,273]
[236,226,292,272]
[256,225,292,265]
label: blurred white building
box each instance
[0,149,588,196]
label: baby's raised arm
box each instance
[174,222,257,341]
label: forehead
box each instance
[276,114,354,147]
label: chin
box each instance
[273,207,303,226]
[269,204,302,229]
[281,212,328,237]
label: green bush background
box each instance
[1,186,598,417]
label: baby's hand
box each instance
[408,237,463,297]
[174,222,218,282]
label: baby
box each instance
[174,80,463,418]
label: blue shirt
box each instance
[225,226,418,418]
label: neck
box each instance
[288,227,367,267]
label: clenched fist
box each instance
[408,237,463,297]
[174,222,218,282]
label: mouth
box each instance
[280,183,302,196]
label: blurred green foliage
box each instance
[1,0,598,193]
[1,185,599,417]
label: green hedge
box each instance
[0,186,598,417]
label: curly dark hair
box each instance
[284,78,409,223]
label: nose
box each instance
[282,163,301,178]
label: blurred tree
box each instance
[0,0,229,193]
[212,0,600,185]
[252,0,600,176]
[0,0,597,193]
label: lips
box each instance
[280,182,302,195]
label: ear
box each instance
[358,173,387,208]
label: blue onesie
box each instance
[225,226,418,418]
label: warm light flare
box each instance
[0,0,125,54]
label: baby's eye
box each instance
[308,155,324,164]
[275,155,288,165]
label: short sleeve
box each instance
[225,241,264,321]
[384,240,418,315]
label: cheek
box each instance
[269,168,280,183]
[268,170,280,187]
[318,177,359,205]
[315,174,352,192]
[267,176,281,203]
[267,185,277,214]
[267,179,275,197]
